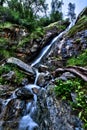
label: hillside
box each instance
[0,6,87,130]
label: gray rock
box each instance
[7,57,35,75]
[37,72,52,87]
[39,64,48,72]
[58,76,67,81]
[62,72,76,79]
[84,30,87,38]
[71,92,77,103]
[21,78,29,85]
[37,73,46,87]
[2,71,15,80]
[16,87,33,100]
[57,72,75,81]
[30,44,38,53]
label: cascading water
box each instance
[31,21,75,67]
[19,74,40,130]
[19,21,77,130]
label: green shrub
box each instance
[54,79,80,99]
[54,78,87,129]
[0,38,9,44]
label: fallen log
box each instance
[54,66,87,82]
[6,57,35,75]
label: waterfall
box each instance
[31,21,75,67]
[0,18,84,130]
[19,74,40,130]
[19,21,76,130]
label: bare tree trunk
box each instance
[54,66,87,81]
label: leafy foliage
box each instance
[50,0,63,23]
[0,0,64,31]
[54,79,79,99]
[54,78,87,128]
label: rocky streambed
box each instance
[0,65,84,130]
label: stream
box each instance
[0,21,83,130]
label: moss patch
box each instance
[0,64,27,85]
[68,15,87,37]
[44,20,66,32]
[0,22,12,29]
[67,49,87,67]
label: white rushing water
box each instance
[19,81,40,130]
[19,20,75,130]
[31,21,75,67]
[34,69,40,85]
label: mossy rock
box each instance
[0,64,27,85]
[44,19,69,32]
[68,15,87,37]
[67,49,87,66]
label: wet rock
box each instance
[36,89,51,129]
[16,87,33,100]
[21,78,29,86]
[37,72,52,87]
[0,98,26,130]
[37,73,46,87]
[38,64,48,72]
[32,87,39,94]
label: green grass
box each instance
[0,22,12,29]
[0,64,27,85]
[67,49,87,66]
[54,79,79,99]
[30,27,44,39]
[0,50,10,58]
[18,27,44,47]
